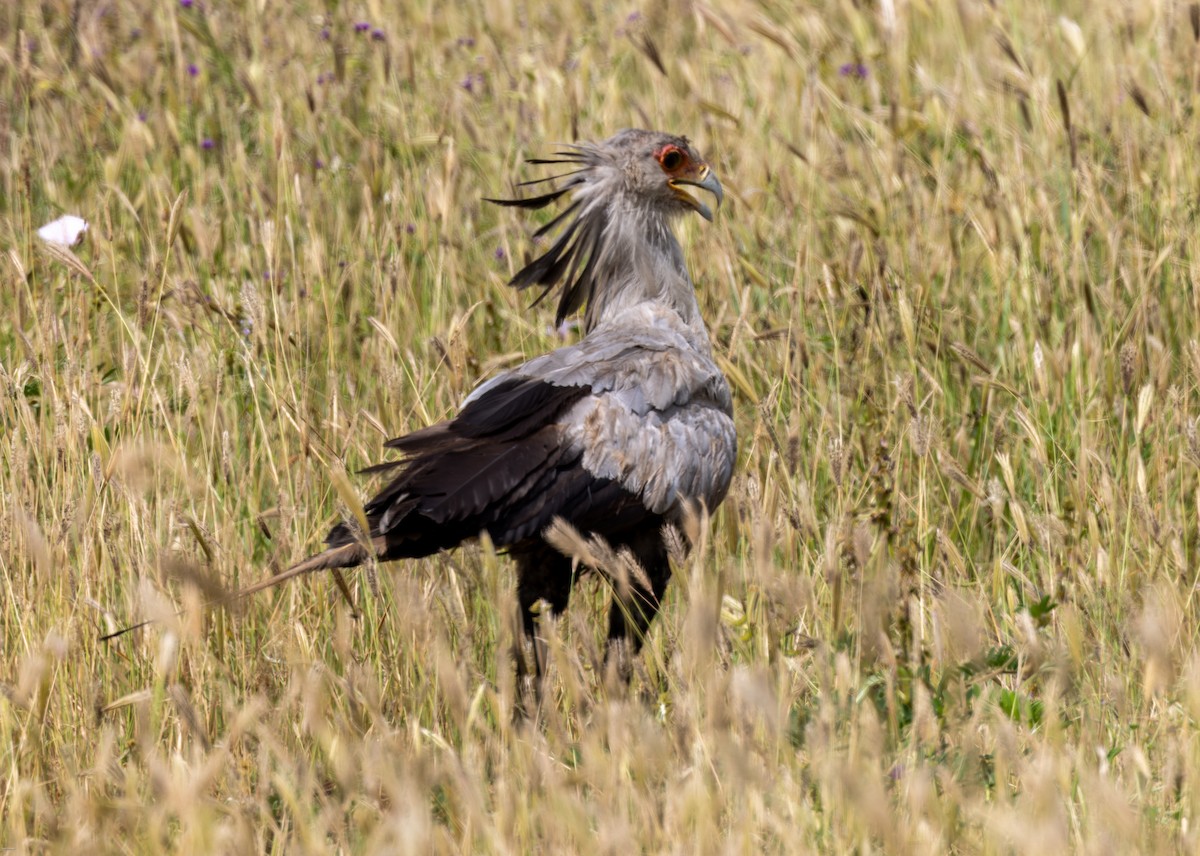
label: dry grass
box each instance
[3,0,1200,851]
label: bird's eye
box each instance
[659,147,685,171]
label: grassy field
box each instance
[3,0,1200,850]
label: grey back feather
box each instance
[466,302,736,519]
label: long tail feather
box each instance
[100,541,376,642]
[233,542,373,599]
[99,617,159,642]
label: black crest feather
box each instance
[487,153,611,326]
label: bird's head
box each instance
[487,128,723,325]
[599,129,724,222]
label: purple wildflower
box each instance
[354,21,370,32]
[616,10,642,35]
[494,246,506,261]
[179,0,193,7]
[371,28,385,41]
[838,62,868,79]
[201,138,214,150]
[187,62,200,77]
[320,27,331,40]
[456,36,476,48]
[460,72,483,93]
[405,223,416,235]
[315,158,325,169]
[137,110,148,122]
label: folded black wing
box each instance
[326,377,650,558]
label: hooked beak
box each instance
[669,165,724,222]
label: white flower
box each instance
[37,215,89,247]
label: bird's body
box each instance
[248,129,735,675]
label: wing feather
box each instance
[330,308,735,560]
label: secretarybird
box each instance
[247,129,735,677]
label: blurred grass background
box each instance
[4,0,1200,850]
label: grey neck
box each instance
[583,209,705,338]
